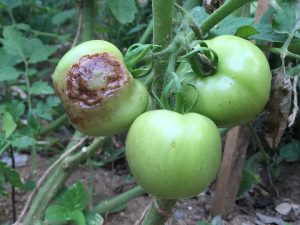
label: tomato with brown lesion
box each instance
[53,40,149,136]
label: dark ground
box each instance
[0,155,299,225]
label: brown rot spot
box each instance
[66,53,130,108]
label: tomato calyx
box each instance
[152,72,196,114]
[124,43,158,78]
[184,41,219,77]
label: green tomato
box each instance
[126,110,221,199]
[184,35,271,127]
[53,40,149,136]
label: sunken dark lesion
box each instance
[65,53,130,108]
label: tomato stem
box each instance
[139,19,154,44]
[141,197,177,225]
[152,0,175,94]
[92,186,145,214]
[81,0,95,41]
[38,114,68,136]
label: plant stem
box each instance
[21,136,105,224]
[38,114,68,136]
[23,59,32,110]
[92,186,145,214]
[139,19,153,44]
[81,0,94,41]
[247,123,276,177]
[10,148,17,222]
[30,144,37,179]
[88,157,94,209]
[8,9,16,25]
[141,198,176,225]
[258,45,300,60]
[152,0,175,91]
[187,0,253,40]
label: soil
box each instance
[0,156,300,225]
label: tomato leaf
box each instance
[10,135,36,150]
[52,9,76,26]
[271,0,300,37]
[0,65,19,81]
[106,0,137,24]
[235,25,258,39]
[27,38,57,64]
[1,26,56,64]
[279,141,300,162]
[0,0,22,10]
[191,6,209,25]
[0,162,34,190]
[45,205,70,223]
[32,101,54,121]
[68,210,86,225]
[286,64,300,77]
[86,212,104,225]
[211,16,253,36]
[4,100,25,121]
[237,153,261,197]
[29,81,54,95]
[2,112,16,139]
[265,67,292,148]
[59,181,87,212]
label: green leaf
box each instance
[30,81,54,95]
[0,162,28,189]
[106,0,137,24]
[0,0,22,10]
[279,141,300,162]
[60,182,87,211]
[1,27,56,63]
[86,212,104,225]
[52,9,77,26]
[0,65,19,81]
[271,0,300,37]
[32,101,53,121]
[4,100,25,121]
[16,23,31,31]
[191,6,209,25]
[45,205,69,223]
[2,112,16,139]
[237,153,261,197]
[235,25,258,39]
[68,210,86,225]
[10,135,36,150]
[47,96,61,107]
[287,64,300,77]
[27,38,57,63]
[0,48,20,66]
[237,166,260,197]
[27,110,40,135]
[1,26,27,59]
[211,16,254,36]
[45,206,86,225]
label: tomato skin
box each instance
[184,35,271,127]
[126,110,221,199]
[53,40,149,136]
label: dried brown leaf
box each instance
[265,67,292,149]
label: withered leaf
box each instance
[265,66,292,149]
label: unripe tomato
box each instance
[53,40,149,136]
[184,35,271,127]
[126,110,221,199]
